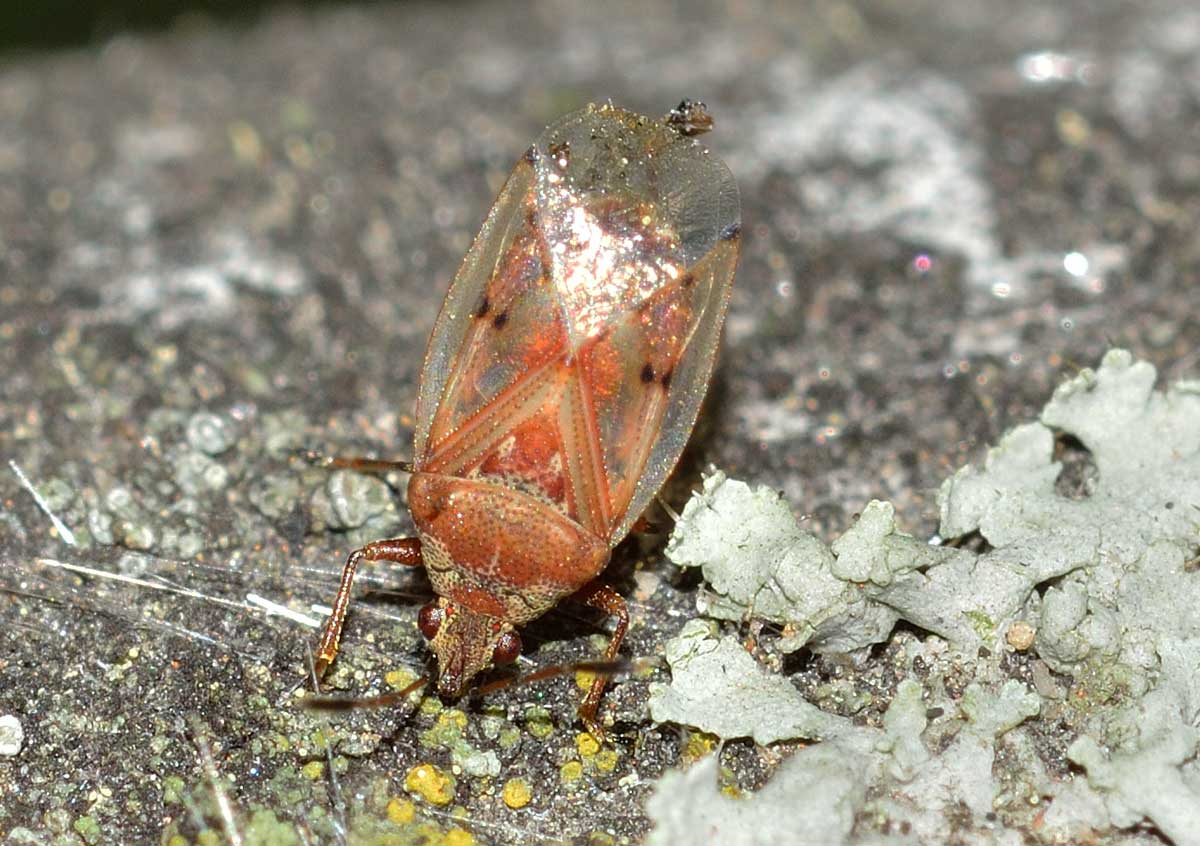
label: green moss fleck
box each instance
[73,815,101,845]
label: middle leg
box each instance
[293,448,414,476]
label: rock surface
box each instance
[1,1,1198,844]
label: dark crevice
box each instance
[938,529,994,555]
[1053,433,1099,500]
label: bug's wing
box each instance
[414,103,739,545]
[603,230,740,542]
[551,109,740,543]
[413,155,557,461]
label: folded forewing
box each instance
[415,157,570,461]
[602,233,740,541]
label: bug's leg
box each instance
[571,581,629,741]
[627,495,680,534]
[314,537,424,681]
[321,456,414,475]
[294,448,415,476]
[628,514,655,534]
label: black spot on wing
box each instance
[548,140,570,165]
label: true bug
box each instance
[312,100,740,736]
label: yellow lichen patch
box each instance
[681,729,719,763]
[502,777,532,809]
[301,760,325,780]
[414,823,444,844]
[574,668,597,692]
[227,120,262,163]
[439,709,468,732]
[406,763,455,806]
[594,749,619,773]
[524,706,554,739]
[575,731,600,758]
[498,726,522,749]
[386,797,416,825]
[444,828,474,846]
[309,726,333,753]
[720,783,743,799]
[1006,620,1036,651]
[1056,108,1092,146]
[385,667,421,690]
[421,708,468,749]
[560,760,583,785]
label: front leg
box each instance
[571,581,629,740]
[314,537,424,680]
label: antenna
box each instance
[302,674,429,711]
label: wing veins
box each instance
[424,354,564,476]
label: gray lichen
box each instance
[648,620,853,745]
[646,747,869,846]
[649,350,1200,844]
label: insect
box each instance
[312,100,740,737]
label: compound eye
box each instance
[417,604,443,640]
[491,630,521,666]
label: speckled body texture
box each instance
[408,472,608,623]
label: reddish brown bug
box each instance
[312,100,740,736]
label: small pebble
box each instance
[1006,620,1036,651]
[186,412,235,455]
[0,714,23,756]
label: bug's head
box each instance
[417,599,521,698]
